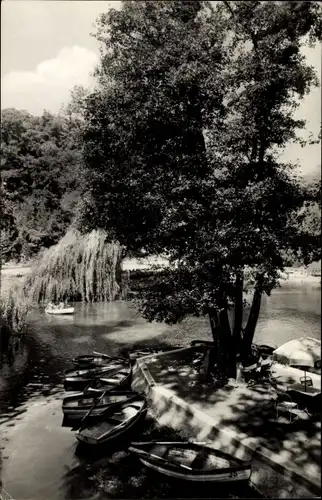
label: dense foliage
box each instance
[80,0,321,379]
[0,103,84,262]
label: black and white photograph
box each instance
[0,1,321,499]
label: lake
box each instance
[0,279,320,500]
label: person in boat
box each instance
[47,301,55,310]
[58,301,65,309]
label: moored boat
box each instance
[63,362,130,391]
[129,441,252,482]
[85,365,132,392]
[128,346,180,363]
[73,352,126,368]
[76,395,147,446]
[62,390,139,420]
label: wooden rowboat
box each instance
[63,362,129,391]
[76,396,147,446]
[72,352,126,368]
[128,346,180,363]
[129,441,252,482]
[62,390,139,420]
[45,306,75,315]
[85,366,132,392]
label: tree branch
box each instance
[241,276,263,357]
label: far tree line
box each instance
[0,86,86,262]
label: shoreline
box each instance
[1,263,321,282]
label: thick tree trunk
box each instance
[241,283,263,360]
[232,269,243,354]
[217,304,235,379]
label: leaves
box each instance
[0,106,85,261]
[78,1,321,356]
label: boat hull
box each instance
[129,441,252,483]
[73,354,123,368]
[63,363,130,391]
[76,398,147,446]
[64,365,132,391]
[46,307,75,315]
[139,458,251,482]
[86,369,132,392]
[62,391,138,420]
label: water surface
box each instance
[0,280,320,500]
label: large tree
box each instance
[80,0,321,379]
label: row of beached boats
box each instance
[61,348,252,483]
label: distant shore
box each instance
[1,262,321,284]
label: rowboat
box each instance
[76,395,147,446]
[63,362,129,391]
[129,441,252,482]
[73,352,126,368]
[86,369,132,393]
[62,390,139,420]
[128,346,180,363]
[45,306,75,315]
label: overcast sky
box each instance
[1,0,321,178]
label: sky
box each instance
[1,0,321,178]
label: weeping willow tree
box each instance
[0,282,30,360]
[25,229,123,303]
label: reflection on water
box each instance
[0,281,320,500]
[254,282,320,346]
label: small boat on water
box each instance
[85,365,132,392]
[129,441,252,482]
[76,395,147,446]
[64,362,129,391]
[62,390,141,420]
[73,352,126,368]
[45,305,75,315]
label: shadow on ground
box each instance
[145,353,321,491]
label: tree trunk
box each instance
[208,308,219,355]
[217,305,235,379]
[241,282,263,360]
[232,269,243,354]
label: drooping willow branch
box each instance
[24,229,123,303]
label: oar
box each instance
[128,447,193,471]
[80,389,108,423]
[131,441,208,446]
